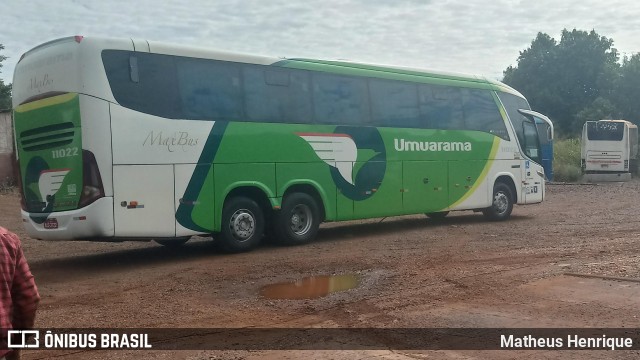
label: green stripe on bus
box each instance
[175,121,229,232]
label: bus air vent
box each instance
[20,122,75,151]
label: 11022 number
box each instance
[52,147,79,159]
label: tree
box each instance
[612,54,640,124]
[503,32,566,132]
[0,43,11,110]
[575,97,617,125]
[503,29,619,137]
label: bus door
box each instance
[518,111,545,203]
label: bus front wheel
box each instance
[219,197,264,252]
[482,182,513,221]
[274,193,320,245]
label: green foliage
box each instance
[0,82,10,110]
[503,29,620,137]
[575,97,616,127]
[0,43,11,109]
[553,138,582,182]
[612,54,640,122]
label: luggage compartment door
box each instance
[113,165,175,237]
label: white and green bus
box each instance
[12,36,547,251]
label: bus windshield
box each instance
[586,121,624,141]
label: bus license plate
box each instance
[601,164,609,168]
[44,218,59,229]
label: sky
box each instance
[2,0,640,84]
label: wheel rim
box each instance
[229,209,256,241]
[493,191,509,214]
[289,204,313,236]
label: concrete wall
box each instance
[0,111,15,183]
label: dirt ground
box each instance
[2,181,640,359]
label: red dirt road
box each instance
[2,181,640,359]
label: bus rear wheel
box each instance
[274,193,320,245]
[219,197,264,252]
[483,182,513,221]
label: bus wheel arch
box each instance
[223,186,273,220]
[218,186,270,252]
[274,184,324,245]
[483,176,516,221]
[494,175,517,203]
[281,184,326,222]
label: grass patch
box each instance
[0,177,16,194]
[553,138,582,182]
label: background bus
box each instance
[12,36,547,252]
[581,120,638,180]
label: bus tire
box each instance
[219,197,264,252]
[274,192,320,245]
[426,211,449,220]
[482,182,513,221]
[155,237,190,247]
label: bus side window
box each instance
[102,50,181,119]
[243,66,312,124]
[462,89,509,140]
[312,73,370,125]
[176,58,243,121]
[419,84,464,130]
[369,79,420,128]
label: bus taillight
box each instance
[78,150,105,208]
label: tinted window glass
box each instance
[419,84,464,130]
[243,67,312,123]
[497,92,531,147]
[523,120,541,163]
[463,89,509,140]
[369,80,421,128]
[102,51,181,118]
[586,121,625,141]
[104,49,522,136]
[313,74,369,124]
[535,119,552,146]
[175,58,242,120]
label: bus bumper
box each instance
[21,197,115,240]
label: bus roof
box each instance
[17,35,525,99]
[275,58,521,94]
